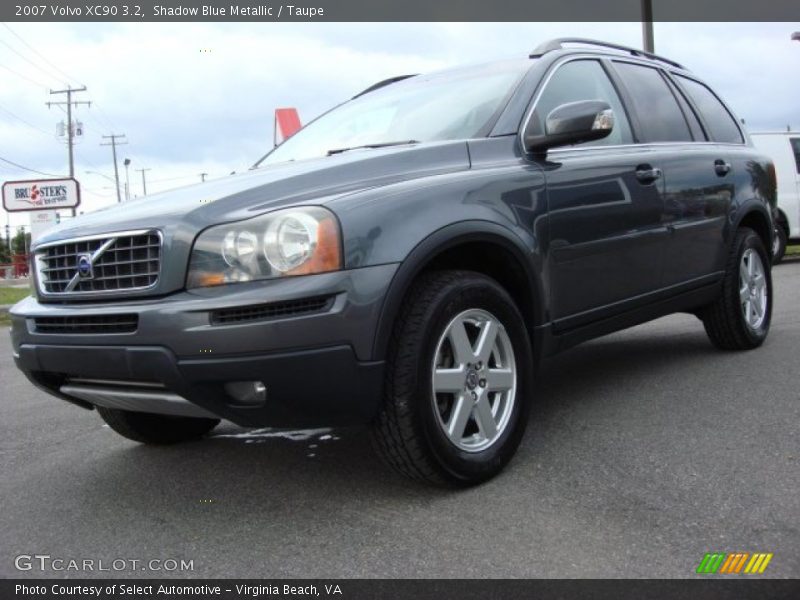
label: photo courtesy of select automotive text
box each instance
[1,0,799,598]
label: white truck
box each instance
[750,132,800,262]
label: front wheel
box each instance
[702,227,772,350]
[371,270,533,486]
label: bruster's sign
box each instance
[2,177,80,212]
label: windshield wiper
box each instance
[326,140,420,156]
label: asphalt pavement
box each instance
[2,261,799,579]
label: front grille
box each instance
[33,314,138,334]
[211,296,335,325]
[36,231,161,295]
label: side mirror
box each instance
[524,100,614,154]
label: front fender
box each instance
[370,221,545,362]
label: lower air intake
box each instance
[34,314,138,334]
[211,295,335,325]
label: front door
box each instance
[531,58,668,324]
[546,147,668,323]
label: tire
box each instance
[702,227,772,350]
[371,270,533,486]
[771,225,787,265]
[97,406,219,444]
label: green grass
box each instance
[0,287,31,305]
[786,244,800,257]
[0,287,29,327]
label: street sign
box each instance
[2,177,80,212]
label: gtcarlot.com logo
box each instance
[696,552,773,574]
[14,554,194,572]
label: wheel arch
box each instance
[734,205,774,253]
[372,221,545,362]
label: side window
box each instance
[531,60,633,147]
[790,138,800,174]
[665,77,705,140]
[675,75,744,144]
[612,62,692,142]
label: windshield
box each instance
[257,60,530,166]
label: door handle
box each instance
[635,165,662,184]
[714,159,731,176]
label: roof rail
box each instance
[529,38,685,70]
[352,74,417,99]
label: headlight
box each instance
[187,206,342,288]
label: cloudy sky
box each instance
[1,21,799,230]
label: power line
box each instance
[74,147,105,172]
[148,174,196,183]
[0,103,58,138]
[0,28,149,190]
[80,185,115,197]
[77,100,151,193]
[0,61,50,88]
[89,102,147,167]
[0,155,62,177]
[0,37,69,86]
[82,107,110,134]
[89,102,118,131]
[0,23,83,87]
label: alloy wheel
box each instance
[431,309,517,453]
[739,248,768,330]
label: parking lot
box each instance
[1,260,799,579]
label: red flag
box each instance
[274,108,302,146]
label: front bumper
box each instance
[9,264,397,427]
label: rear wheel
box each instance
[97,406,219,444]
[702,227,772,350]
[371,270,533,486]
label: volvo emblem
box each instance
[465,369,479,390]
[76,253,94,279]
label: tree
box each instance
[11,227,30,255]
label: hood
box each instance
[35,141,471,247]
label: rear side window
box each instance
[612,62,691,142]
[675,76,744,144]
[791,138,800,174]
[665,77,705,140]
[531,59,633,147]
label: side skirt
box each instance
[540,279,722,357]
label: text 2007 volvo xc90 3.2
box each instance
[10,39,777,485]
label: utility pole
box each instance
[641,0,654,52]
[199,172,207,182]
[100,134,127,203]
[46,85,90,216]
[136,168,151,196]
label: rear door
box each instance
[536,59,668,325]
[611,61,735,288]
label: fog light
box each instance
[224,381,267,406]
